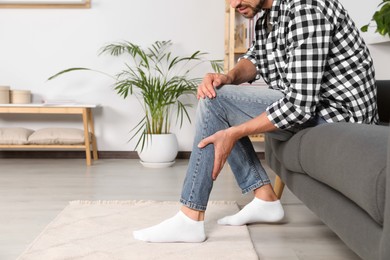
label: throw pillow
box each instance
[0,127,34,145]
[28,128,85,145]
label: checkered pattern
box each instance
[240,0,378,129]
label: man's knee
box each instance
[214,84,239,96]
[196,95,227,122]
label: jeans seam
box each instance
[218,93,273,106]
[214,96,230,126]
[237,139,269,194]
[180,198,207,211]
[187,99,211,209]
[243,180,271,194]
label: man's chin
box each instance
[241,11,256,19]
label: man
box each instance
[133,0,377,243]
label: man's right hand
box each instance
[197,73,232,99]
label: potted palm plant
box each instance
[49,40,222,167]
[361,0,390,38]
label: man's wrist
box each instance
[226,72,235,85]
[227,125,246,141]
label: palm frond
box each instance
[47,39,224,151]
[48,68,90,80]
[210,60,224,73]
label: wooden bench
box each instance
[0,104,98,166]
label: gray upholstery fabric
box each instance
[380,127,390,259]
[265,122,389,260]
[266,128,311,173]
[299,123,387,225]
[282,172,382,260]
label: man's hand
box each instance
[197,73,232,99]
[197,129,237,181]
[197,59,256,100]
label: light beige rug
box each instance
[17,200,258,260]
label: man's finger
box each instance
[213,78,221,88]
[198,136,213,148]
[212,156,221,180]
[212,164,220,180]
[203,84,216,98]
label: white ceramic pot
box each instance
[137,133,178,168]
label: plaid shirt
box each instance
[240,0,378,129]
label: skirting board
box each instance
[0,151,265,160]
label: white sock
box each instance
[133,211,206,243]
[218,198,284,226]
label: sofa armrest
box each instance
[381,128,390,259]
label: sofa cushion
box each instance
[28,128,85,145]
[298,123,387,225]
[0,127,34,145]
[266,128,311,174]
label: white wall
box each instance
[0,0,225,151]
[341,0,390,80]
[0,0,388,152]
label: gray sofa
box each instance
[265,80,389,260]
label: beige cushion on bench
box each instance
[0,127,34,145]
[28,128,85,145]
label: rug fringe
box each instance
[69,200,237,206]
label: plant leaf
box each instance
[361,25,369,32]
[48,67,91,80]
[48,39,223,149]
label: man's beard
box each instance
[253,0,267,14]
[241,0,267,18]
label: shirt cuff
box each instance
[266,98,311,129]
[238,55,261,82]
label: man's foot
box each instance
[218,198,284,226]
[133,211,206,243]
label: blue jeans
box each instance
[180,85,285,211]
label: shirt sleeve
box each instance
[266,7,332,129]
[238,42,262,82]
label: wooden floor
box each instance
[0,159,361,260]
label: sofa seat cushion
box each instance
[297,123,387,225]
